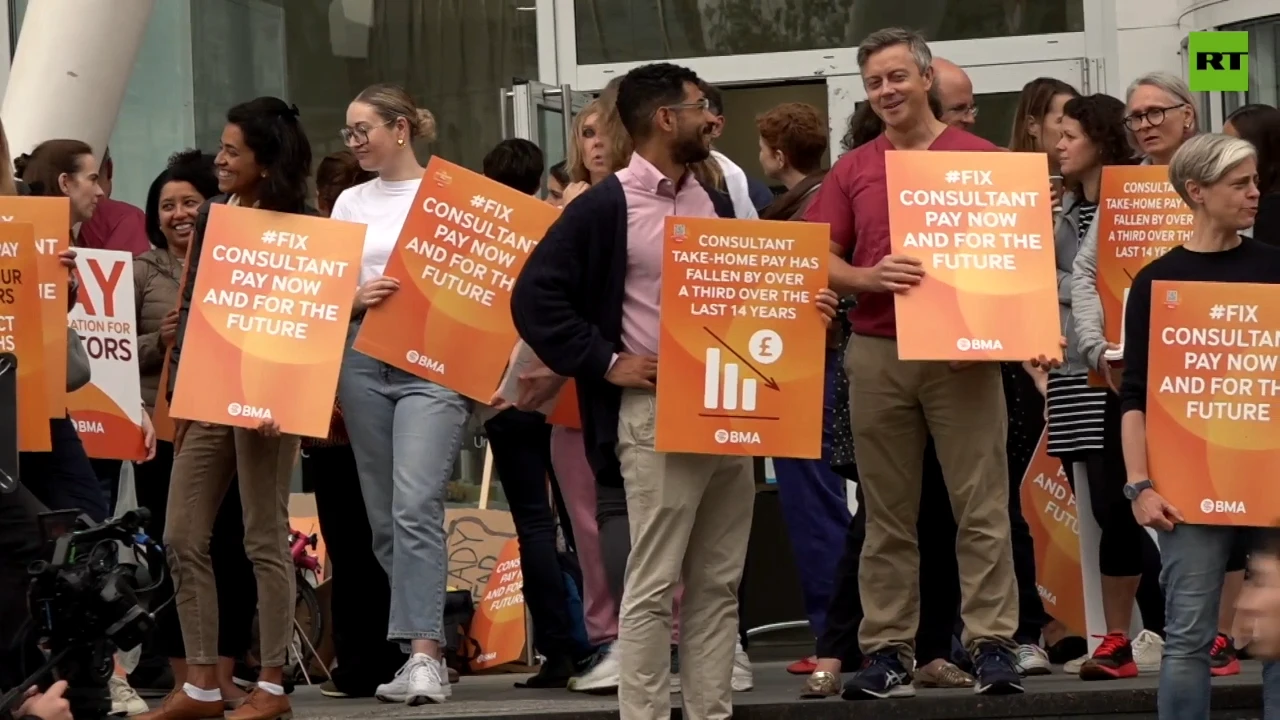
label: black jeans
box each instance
[817,438,961,666]
[132,441,256,662]
[0,484,46,694]
[1004,365,1051,646]
[19,417,109,523]
[485,408,586,661]
[303,443,405,691]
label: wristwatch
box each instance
[1123,479,1154,501]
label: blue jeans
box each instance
[1158,523,1280,719]
[773,352,850,637]
[338,324,471,644]
[19,417,109,523]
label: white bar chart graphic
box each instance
[703,348,758,412]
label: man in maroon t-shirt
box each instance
[805,27,1023,699]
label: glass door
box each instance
[500,81,594,169]
[825,58,1089,158]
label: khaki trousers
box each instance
[165,422,300,666]
[846,335,1018,663]
[615,390,754,720]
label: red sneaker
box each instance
[1079,632,1139,680]
[786,656,817,675]
[1210,633,1241,677]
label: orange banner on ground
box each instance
[886,151,1061,362]
[1096,166,1192,344]
[656,217,828,458]
[0,197,70,416]
[1146,281,1280,525]
[66,249,146,460]
[0,223,50,451]
[354,157,559,402]
[467,537,528,671]
[170,205,363,437]
[1020,429,1086,636]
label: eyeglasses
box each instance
[661,98,711,113]
[1123,104,1187,131]
[339,119,394,145]
[948,103,979,119]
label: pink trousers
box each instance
[550,426,680,646]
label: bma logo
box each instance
[955,337,1004,352]
[1188,32,1249,92]
[227,402,272,420]
[1199,498,1246,515]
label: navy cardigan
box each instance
[511,174,735,487]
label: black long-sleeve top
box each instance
[1118,239,1280,415]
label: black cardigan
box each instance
[511,174,735,487]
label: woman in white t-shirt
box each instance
[331,84,470,706]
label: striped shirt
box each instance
[1045,374,1107,455]
[1046,199,1104,456]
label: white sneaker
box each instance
[376,654,450,705]
[1132,629,1164,673]
[108,676,148,716]
[732,643,754,692]
[1063,653,1088,674]
[1015,644,1052,676]
[568,645,620,694]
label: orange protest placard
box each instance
[66,249,146,460]
[1020,429,1086,635]
[656,217,828,458]
[354,157,560,402]
[170,205,364,437]
[467,537,529,671]
[1096,166,1192,344]
[546,380,581,429]
[1146,281,1280,525]
[0,197,70,416]
[886,151,1061,362]
[0,223,51,451]
[151,242,194,444]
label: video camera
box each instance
[1,508,165,720]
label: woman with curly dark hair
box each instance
[1048,93,1162,681]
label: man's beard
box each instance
[673,128,712,165]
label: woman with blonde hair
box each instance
[333,83,470,706]
[1074,71,1248,675]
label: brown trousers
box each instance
[165,422,300,666]
[846,335,1018,663]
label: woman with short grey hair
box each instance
[1124,72,1198,165]
[1115,133,1279,720]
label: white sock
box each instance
[182,683,221,702]
[411,652,432,664]
[258,681,285,696]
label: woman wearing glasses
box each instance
[333,84,470,706]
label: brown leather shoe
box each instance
[135,690,225,720]
[226,689,291,720]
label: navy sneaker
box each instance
[841,651,915,700]
[972,643,1025,695]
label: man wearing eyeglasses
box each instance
[931,58,978,131]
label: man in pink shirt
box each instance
[77,148,150,256]
[513,63,836,720]
[805,27,1023,699]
